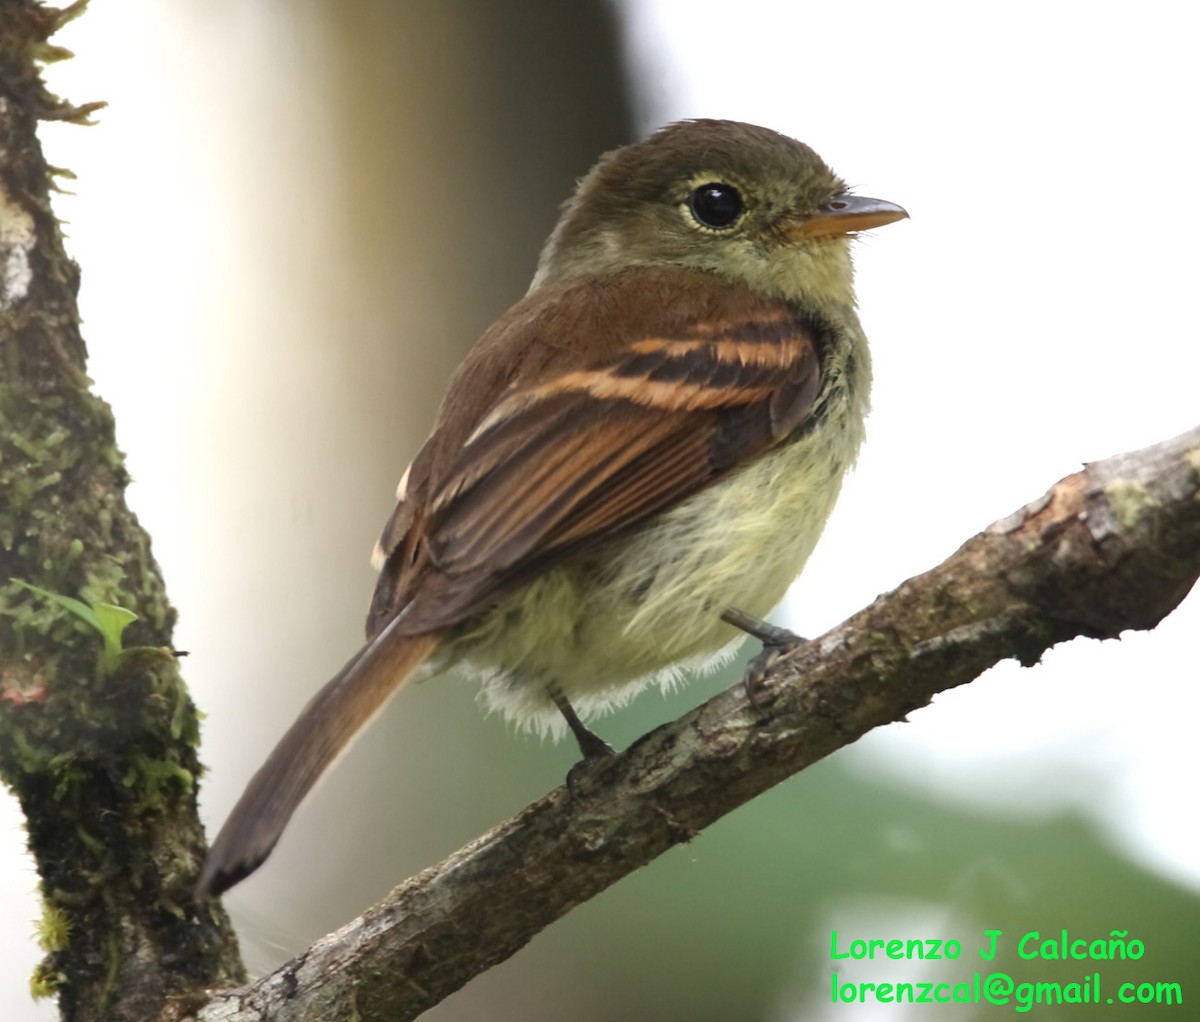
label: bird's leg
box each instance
[551,688,615,796]
[721,606,806,708]
[551,689,615,761]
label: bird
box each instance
[197,118,907,897]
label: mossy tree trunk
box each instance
[0,4,244,1020]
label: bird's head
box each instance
[532,118,907,311]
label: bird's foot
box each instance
[721,606,806,708]
[552,689,616,797]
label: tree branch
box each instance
[195,425,1200,1021]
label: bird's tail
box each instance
[196,622,439,898]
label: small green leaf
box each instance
[13,580,100,630]
[90,602,138,660]
[11,579,138,664]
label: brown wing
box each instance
[369,272,826,637]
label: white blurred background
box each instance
[4,2,1198,1019]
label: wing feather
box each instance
[368,268,828,637]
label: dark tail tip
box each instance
[195,841,274,900]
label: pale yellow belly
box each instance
[436,412,861,735]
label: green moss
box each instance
[29,959,64,1000]
[36,900,72,954]
[5,635,211,1009]
[1103,478,1159,531]
[37,904,75,983]
[1185,444,1200,480]
[123,752,195,807]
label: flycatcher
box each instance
[198,119,907,897]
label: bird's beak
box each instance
[781,195,909,241]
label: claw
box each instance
[721,606,805,708]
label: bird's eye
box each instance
[688,182,744,230]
